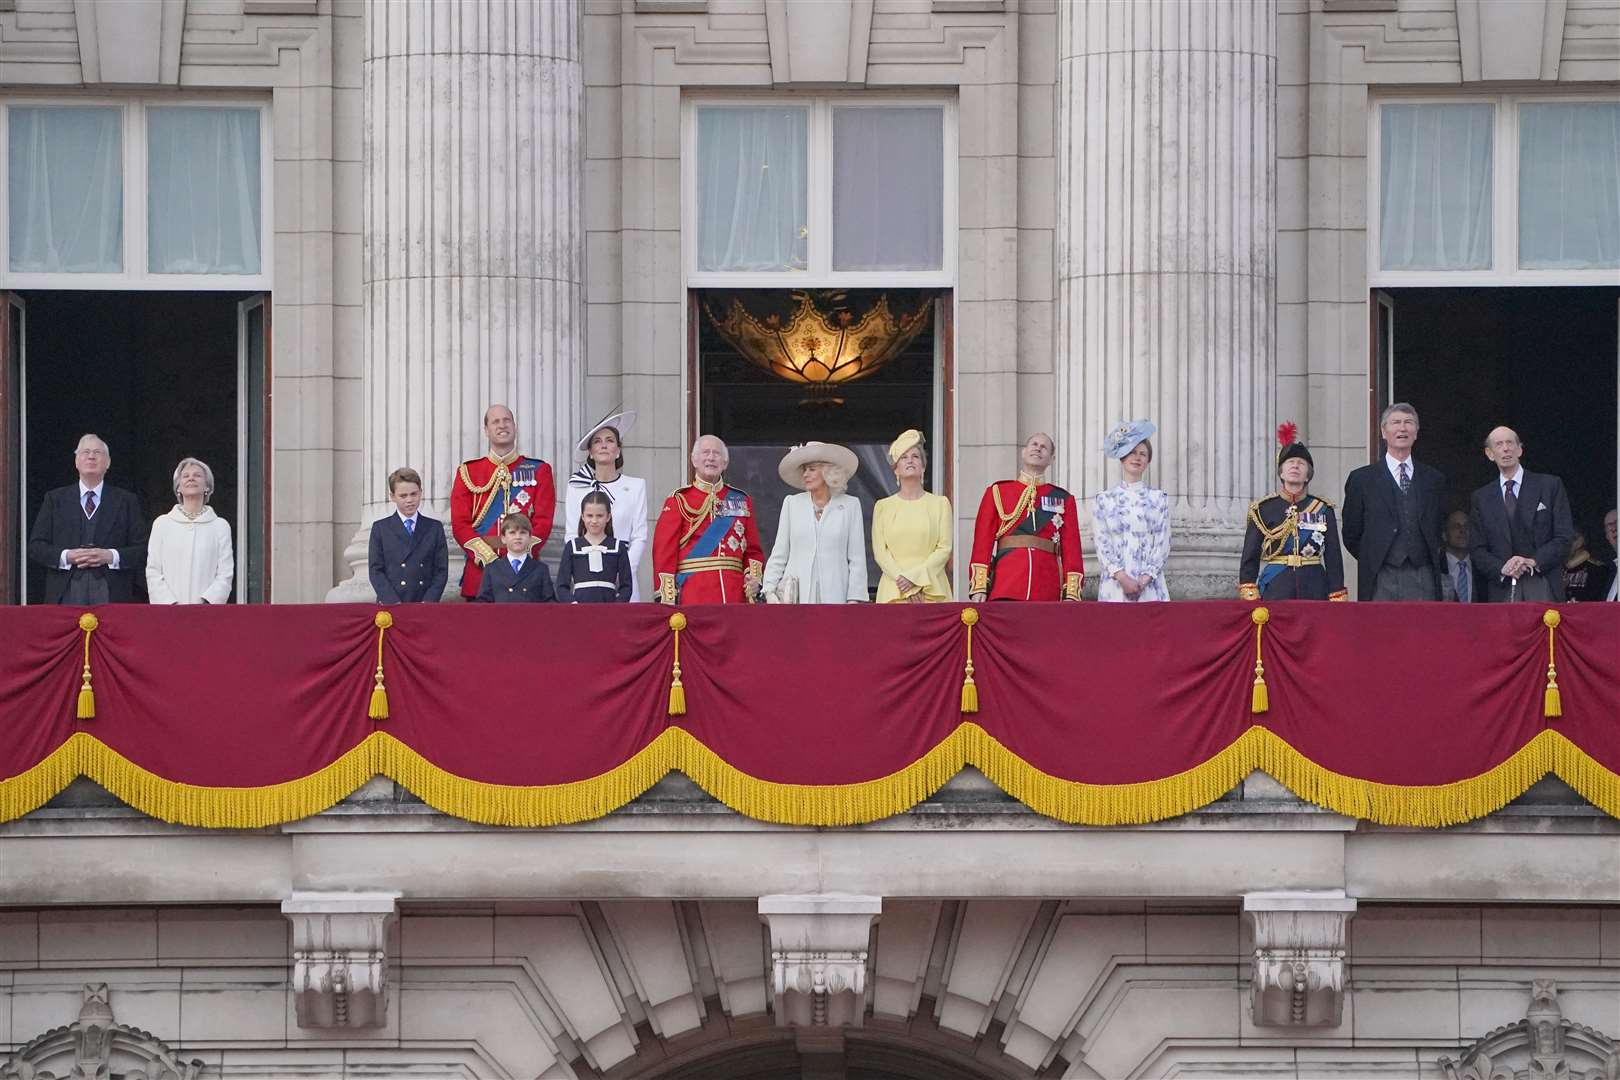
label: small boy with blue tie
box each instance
[474,513,556,603]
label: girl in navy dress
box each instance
[557,491,634,603]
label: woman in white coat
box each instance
[146,457,234,604]
[763,442,869,604]
[564,410,649,600]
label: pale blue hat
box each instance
[1103,419,1156,460]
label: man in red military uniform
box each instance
[969,432,1084,602]
[653,434,763,604]
[449,404,556,599]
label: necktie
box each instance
[511,558,522,573]
[83,490,97,517]
[1504,478,1517,517]
[1454,560,1470,603]
[404,517,414,536]
[1398,462,1410,493]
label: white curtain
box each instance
[1380,103,1493,271]
[833,107,944,272]
[1519,102,1620,270]
[147,107,261,274]
[696,107,807,273]
[7,107,123,273]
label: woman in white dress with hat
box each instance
[565,410,650,601]
[1093,419,1172,602]
[762,442,869,604]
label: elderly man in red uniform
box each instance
[968,432,1084,602]
[653,434,763,604]
[449,404,556,600]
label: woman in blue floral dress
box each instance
[1094,420,1172,602]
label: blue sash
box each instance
[675,495,746,591]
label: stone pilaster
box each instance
[329,0,585,601]
[1055,0,1278,598]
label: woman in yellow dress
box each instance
[871,430,954,603]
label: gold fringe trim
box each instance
[1,728,1617,829]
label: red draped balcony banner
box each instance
[0,603,1615,830]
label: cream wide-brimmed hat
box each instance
[778,441,859,489]
[575,409,638,454]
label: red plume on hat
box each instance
[1276,422,1298,447]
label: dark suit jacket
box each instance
[1468,470,1575,602]
[473,554,556,603]
[368,513,449,603]
[27,483,148,604]
[1341,458,1444,598]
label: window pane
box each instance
[8,106,123,273]
[1379,103,1493,271]
[833,107,944,272]
[696,107,807,272]
[1519,102,1620,270]
[148,107,262,274]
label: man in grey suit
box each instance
[1342,403,1444,600]
[368,467,449,603]
[1467,426,1574,602]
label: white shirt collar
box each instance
[398,512,418,527]
[1385,453,1414,485]
[78,479,105,500]
[1445,550,1470,571]
[1498,465,1525,495]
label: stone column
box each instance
[1055,0,1277,598]
[330,0,585,601]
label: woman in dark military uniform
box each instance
[1239,425,1348,602]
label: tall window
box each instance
[1371,94,1620,285]
[686,95,955,287]
[0,98,271,289]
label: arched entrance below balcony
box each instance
[608,1026,1023,1080]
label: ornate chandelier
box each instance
[704,291,932,401]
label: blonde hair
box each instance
[822,463,850,496]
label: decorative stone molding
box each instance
[1243,891,1356,1027]
[282,891,400,1029]
[1438,979,1620,1080]
[1457,0,1568,82]
[2,983,204,1080]
[759,894,882,1028]
[74,0,185,86]
[763,0,874,86]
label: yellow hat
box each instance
[888,429,925,465]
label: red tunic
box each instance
[449,451,556,599]
[652,480,764,605]
[968,476,1084,601]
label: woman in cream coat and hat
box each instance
[146,457,235,604]
[762,442,869,603]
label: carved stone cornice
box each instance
[281,890,400,1029]
[1,983,204,1080]
[759,894,882,1028]
[1243,890,1356,1027]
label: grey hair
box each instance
[173,457,216,503]
[75,433,110,457]
[1380,403,1419,428]
[691,435,730,465]
[822,463,849,496]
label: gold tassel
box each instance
[668,612,688,716]
[76,612,99,720]
[369,611,393,720]
[960,607,980,714]
[1542,609,1562,719]
[1249,607,1270,714]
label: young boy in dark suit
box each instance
[368,467,449,603]
[474,513,556,603]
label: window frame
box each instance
[0,93,273,292]
[1368,91,1620,287]
[683,93,957,289]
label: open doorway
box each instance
[5,290,269,604]
[1376,286,1619,551]
[691,288,951,596]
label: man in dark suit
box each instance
[1468,426,1574,602]
[27,433,147,604]
[1440,509,1487,603]
[1341,403,1444,600]
[368,467,449,603]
